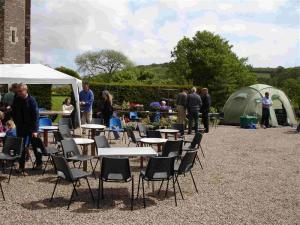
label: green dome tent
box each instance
[223,84,297,127]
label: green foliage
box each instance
[28,84,52,109]
[171,31,257,108]
[75,49,133,76]
[55,66,81,79]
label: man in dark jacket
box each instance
[201,88,211,133]
[12,83,42,173]
[187,87,202,134]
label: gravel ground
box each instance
[0,126,299,225]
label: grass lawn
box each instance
[51,95,68,123]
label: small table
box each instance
[140,138,167,152]
[0,132,6,138]
[156,129,180,139]
[73,138,95,171]
[81,124,106,155]
[98,146,157,168]
[39,125,58,146]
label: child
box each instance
[5,120,16,137]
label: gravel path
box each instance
[0,126,299,225]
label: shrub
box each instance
[28,84,52,109]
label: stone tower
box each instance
[0,0,31,64]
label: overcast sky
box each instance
[31,0,300,70]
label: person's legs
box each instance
[31,140,43,167]
[188,112,193,134]
[81,112,87,125]
[265,108,270,128]
[19,134,29,170]
[87,111,92,124]
[203,112,209,133]
[261,108,266,127]
[194,112,199,133]
[177,106,185,124]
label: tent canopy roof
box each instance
[0,64,81,84]
[249,84,272,92]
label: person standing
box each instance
[200,88,211,133]
[79,82,94,124]
[187,87,202,134]
[101,90,113,126]
[261,92,272,128]
[176,89,187,125]
[11,83,42,173]
[2,83,18,107]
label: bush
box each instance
[28,84,52,109]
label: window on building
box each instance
[11,30,16,43]
[9,27,18,44]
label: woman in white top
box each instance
[62,97,74,113]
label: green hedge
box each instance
[28,84,52,109]
[89,82,196,110]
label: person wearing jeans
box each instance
[187,87,202,134]
[200,88,211,133]
[79,82,94,124]
[11,83,42,173]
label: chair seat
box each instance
[67,155,94,162]
[101,174,132,182]
[182,146,197,152]
[70,168,92,180]
[0,153,20,161]
[45,147,59,155]
[140,170,170,181]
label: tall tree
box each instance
[55,66,81,79]
[171,31,256,108]
[75,50,133,76]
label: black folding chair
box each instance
[183,132,204,169]
[97,157,134,210]
[0,178,5,201]
[93,135,110,174]
[137,123,147,138]
[137,156,177,208]
[161,139,183,158]
[160,150,198,200]
[171,123,185,139]
[59,124,80,139]
[50,156,94,209]
[58,118,74,132]
[0,136,23,183]
[61,139,94,171]
[31,137,59,175]
[126,128,141,147]
[53,131,64,152]
[146,130,162,138]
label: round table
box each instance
[81,124,106,155]
[156,129,179,139]
[140,138,167,168]
[0,132,6,138]
[39,125,58,146]
[73,138,95,171]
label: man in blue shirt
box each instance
[79,82,94,124]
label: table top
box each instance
[81,124,106,129]
[140,138,168,144]
[73,138,94,145]
[0,132,6,138]
[98,147,158,157]
[39,111,71,116]
[39,126,58,130]
[156,129,179,133]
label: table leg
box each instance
[157,144,162,152]
[165,133,168,139]
[83,145,88,171]
[91,129,96,156]
[174,133,177,140]
[140,142,144,168]
[44,130,49,146]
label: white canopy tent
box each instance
[0,64,83,127]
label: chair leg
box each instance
[71,182,79,196]
[165,180,169,197]
[0,182,5,201]
[42,156,51,175]
[89,160,95,176]
[190,171,199,193]
[85,177,94,202]
[50,177,60,202]
[67,182,76,210]
[175,175,184,200]
[136,175,141,199]
[172,177,177,206]
[200,145,205,158]
[196,154,203,170]
[158,180,164,195]
[78,161,82,169]
[97,178,101,209]
[131,177,134,211]
[142,178,146,208]
[7,163,13,183]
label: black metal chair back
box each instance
[52,155,73,181]
[190,132,203,148]
[100,157,131,181]
[146,130,162,138]
[94,135,110,148]
[31,137,48,155]
[2,136,23,156]
[171,123,184,136]
[61,139,81,158]
[126,128,138,143]
[58,118,73,130]
[59,124,72,138]
[144,157,175,180]
[177,151,197,174]
[53,131,64,142]
[162,139,183,157]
